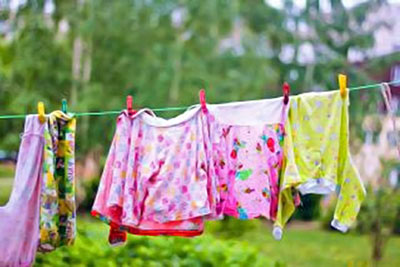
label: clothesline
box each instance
[0,80,399,120]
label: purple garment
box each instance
[0,115,45,267]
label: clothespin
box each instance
[38,101,46,124]
[338,74,347,99]
[283,82,290,105]
[199,89,207,112]
[61,98,68,113]
[126,95,135,116]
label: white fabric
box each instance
[298,179,336,195]
[139,106,201,127]
[331,218,349,233]
[206,97,287,126]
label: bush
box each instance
[35,218,274,267]
[77,177,100,212]
[293,194,322,221]
[394,208,400,235]
[320,197,337,231]
[206,216,261,239]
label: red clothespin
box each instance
[126,95,135,116]
[199,89,207,112]
[283,82,290,105]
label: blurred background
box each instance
[0,0,399,266]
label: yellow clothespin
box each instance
[38,101,46,124]
[338,74,347,99]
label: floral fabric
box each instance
[207,98,287,221]
[39,111,76,252]
[215,124,285,220]
[92,108,214,242]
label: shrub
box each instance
[319,196,337,231]
[35,219,274,267]
[206,216,260,238]
[293,194,322,221]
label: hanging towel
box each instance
[0,115,45,267]
[38,111,77,252]
[275,90,366,239]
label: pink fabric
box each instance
[213,123,285,220]
[0,115,45,267]
[208,100,288,220]
[92,108,216,236]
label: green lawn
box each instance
[0,164,15,178]
[34,217,400,267]
[235,221,400,267]
[0,177,13,206]
[0,164,14,205]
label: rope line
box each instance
[0,80,399,120]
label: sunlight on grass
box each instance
[207,219,400,267]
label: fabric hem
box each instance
[330,219,349,233]
[272,226,283,241]
[298,179,336,195]
[91,210,203,237]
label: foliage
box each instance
[320,196,337,231]
[34,218,400,267]
[0,0,389,155]
[77,176,100,211]
[293,194,322,221]
[206,216,260,238]
[357,186,400,263]
[354,157,400,264]
[34,218,273,267]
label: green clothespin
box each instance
[62,98,68,113]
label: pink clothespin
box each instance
[199,89,207,112]
[283,82,290,105]
[126,95,135,116]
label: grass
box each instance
[0,177,13,206]
[228,220,400,267]
[0,164,15,178]
[0,164,14,205]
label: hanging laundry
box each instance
[275,90,366,239]
[92,107,218,244]
[0,116,45,267]
[206,97,288,221]
[38,111,77,252]
[380,83,400,158]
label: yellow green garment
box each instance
[38,111,76,252]
[274,90,366,239]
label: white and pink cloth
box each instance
[92,97,289,243]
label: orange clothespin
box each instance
[338,74,347,99]
[199,89,207,112]
[38,101,46,124]
[126,95,135,116]
[282,82,290,105]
